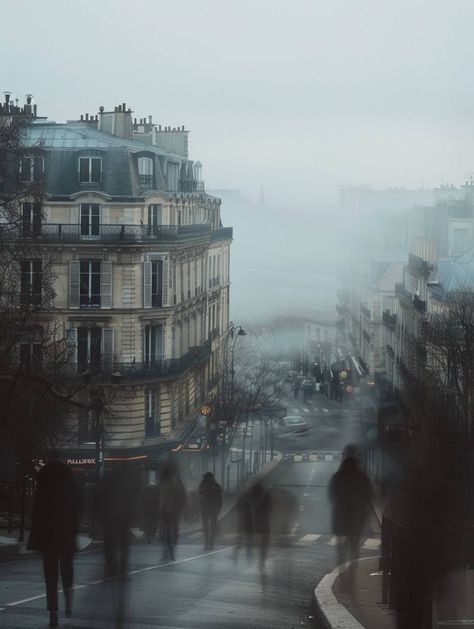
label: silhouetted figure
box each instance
[199,472,222,549]
[329,456,372,568]
[234,481,272,587]
[28,460,81,627]
[157,460,186,561]
[97,464,141,578]
[142,482,159,543]
[293,382,299,399]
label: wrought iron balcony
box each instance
[4,222,214,243]
[382,310,397,327]
[71,340,212,382]
[413,294,427,314]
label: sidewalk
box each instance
[315,555,474,629]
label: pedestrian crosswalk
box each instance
[185,530,381,551]
[282,451,342,463]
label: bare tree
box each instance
[0,115,90,472]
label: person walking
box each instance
[157,460,186,561]
[96,463,141,578]
[142,482,159,543]
[293,381,299,399]
[28,460,81,627]
[199,472,222,550]
[328,455,372,570]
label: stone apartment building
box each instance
[1,95,232,466]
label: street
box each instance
[0,392,380,629]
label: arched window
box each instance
[138,157,154,190]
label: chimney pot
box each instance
[122,102,126,112]
[26,94,33,104]
[149,115,152,124]
[134,117,137,124]
[85,113,89,121]
[80,114,84,121]
[99,105,104,113]
[4,92,11,104]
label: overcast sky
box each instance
[2,0,474,212]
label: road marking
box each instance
[322,408,329,413]
[298,534,321,544]
[1,546,235,609]
[291,408,299,413]
[303,407,309,413]
[327,536,339,546]
[299,505,305,512]
[362,538,381,550]
[294,454,303,462]
[325,454,334,461]
[309,454,318,461]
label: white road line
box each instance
[303,407,309,413]
[309,454,318,461]
[2,546,234,609]
[327,536,339,546]
[299,534,321,543]
[294,454,303,462]
[291,408,300,413]
[362,538,381,550]
[322,408,329,413]
[324,454,334,461]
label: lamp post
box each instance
[82,369,122,493]
[220,323,246,486]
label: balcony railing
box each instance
[71,340,212,381]
[3,223,214,243]
[413,294,427,314]
[382,310,397,327]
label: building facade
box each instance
[1,96,232,466]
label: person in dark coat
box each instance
[157,460,186,561]
[28,460,81,627]
[328,456,372,567]
[96,463,141,578]
[142,482,159,543]
[199,472,222,550]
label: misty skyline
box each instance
[2,0,474,212]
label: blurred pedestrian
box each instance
[157,460,186,561]
[142,482,159,543]
[328,456,372,569]
[293,382,299,399]
[199,472,222,550]
[28,460,81,627]
[96,463,141,578]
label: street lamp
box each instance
[81,369,122,486]
[230,324,246,408]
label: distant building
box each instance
[339,184,435,215]
[1,94,232,472]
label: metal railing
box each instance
[68,340,212,381]
[1,223,214,243]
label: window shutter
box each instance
[102,328,114,367]
[79,158,88,182]
[65,328,78,366]
[100,261,112,309]
[162,258,169,306]
[91,158,101,183]
[157,325,164,361]
[69,261,80,308]
[143,261,152,308]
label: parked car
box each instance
[274,415,310,436]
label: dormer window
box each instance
[79,157,102,184]
[138,157,154,190]
[20,156,43,182]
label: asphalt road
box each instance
[0,392,378,629]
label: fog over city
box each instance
[2,3,474,628]
[3,0,474,319]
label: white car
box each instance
[274,415,310,436]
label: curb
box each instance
[314,557,375,629]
